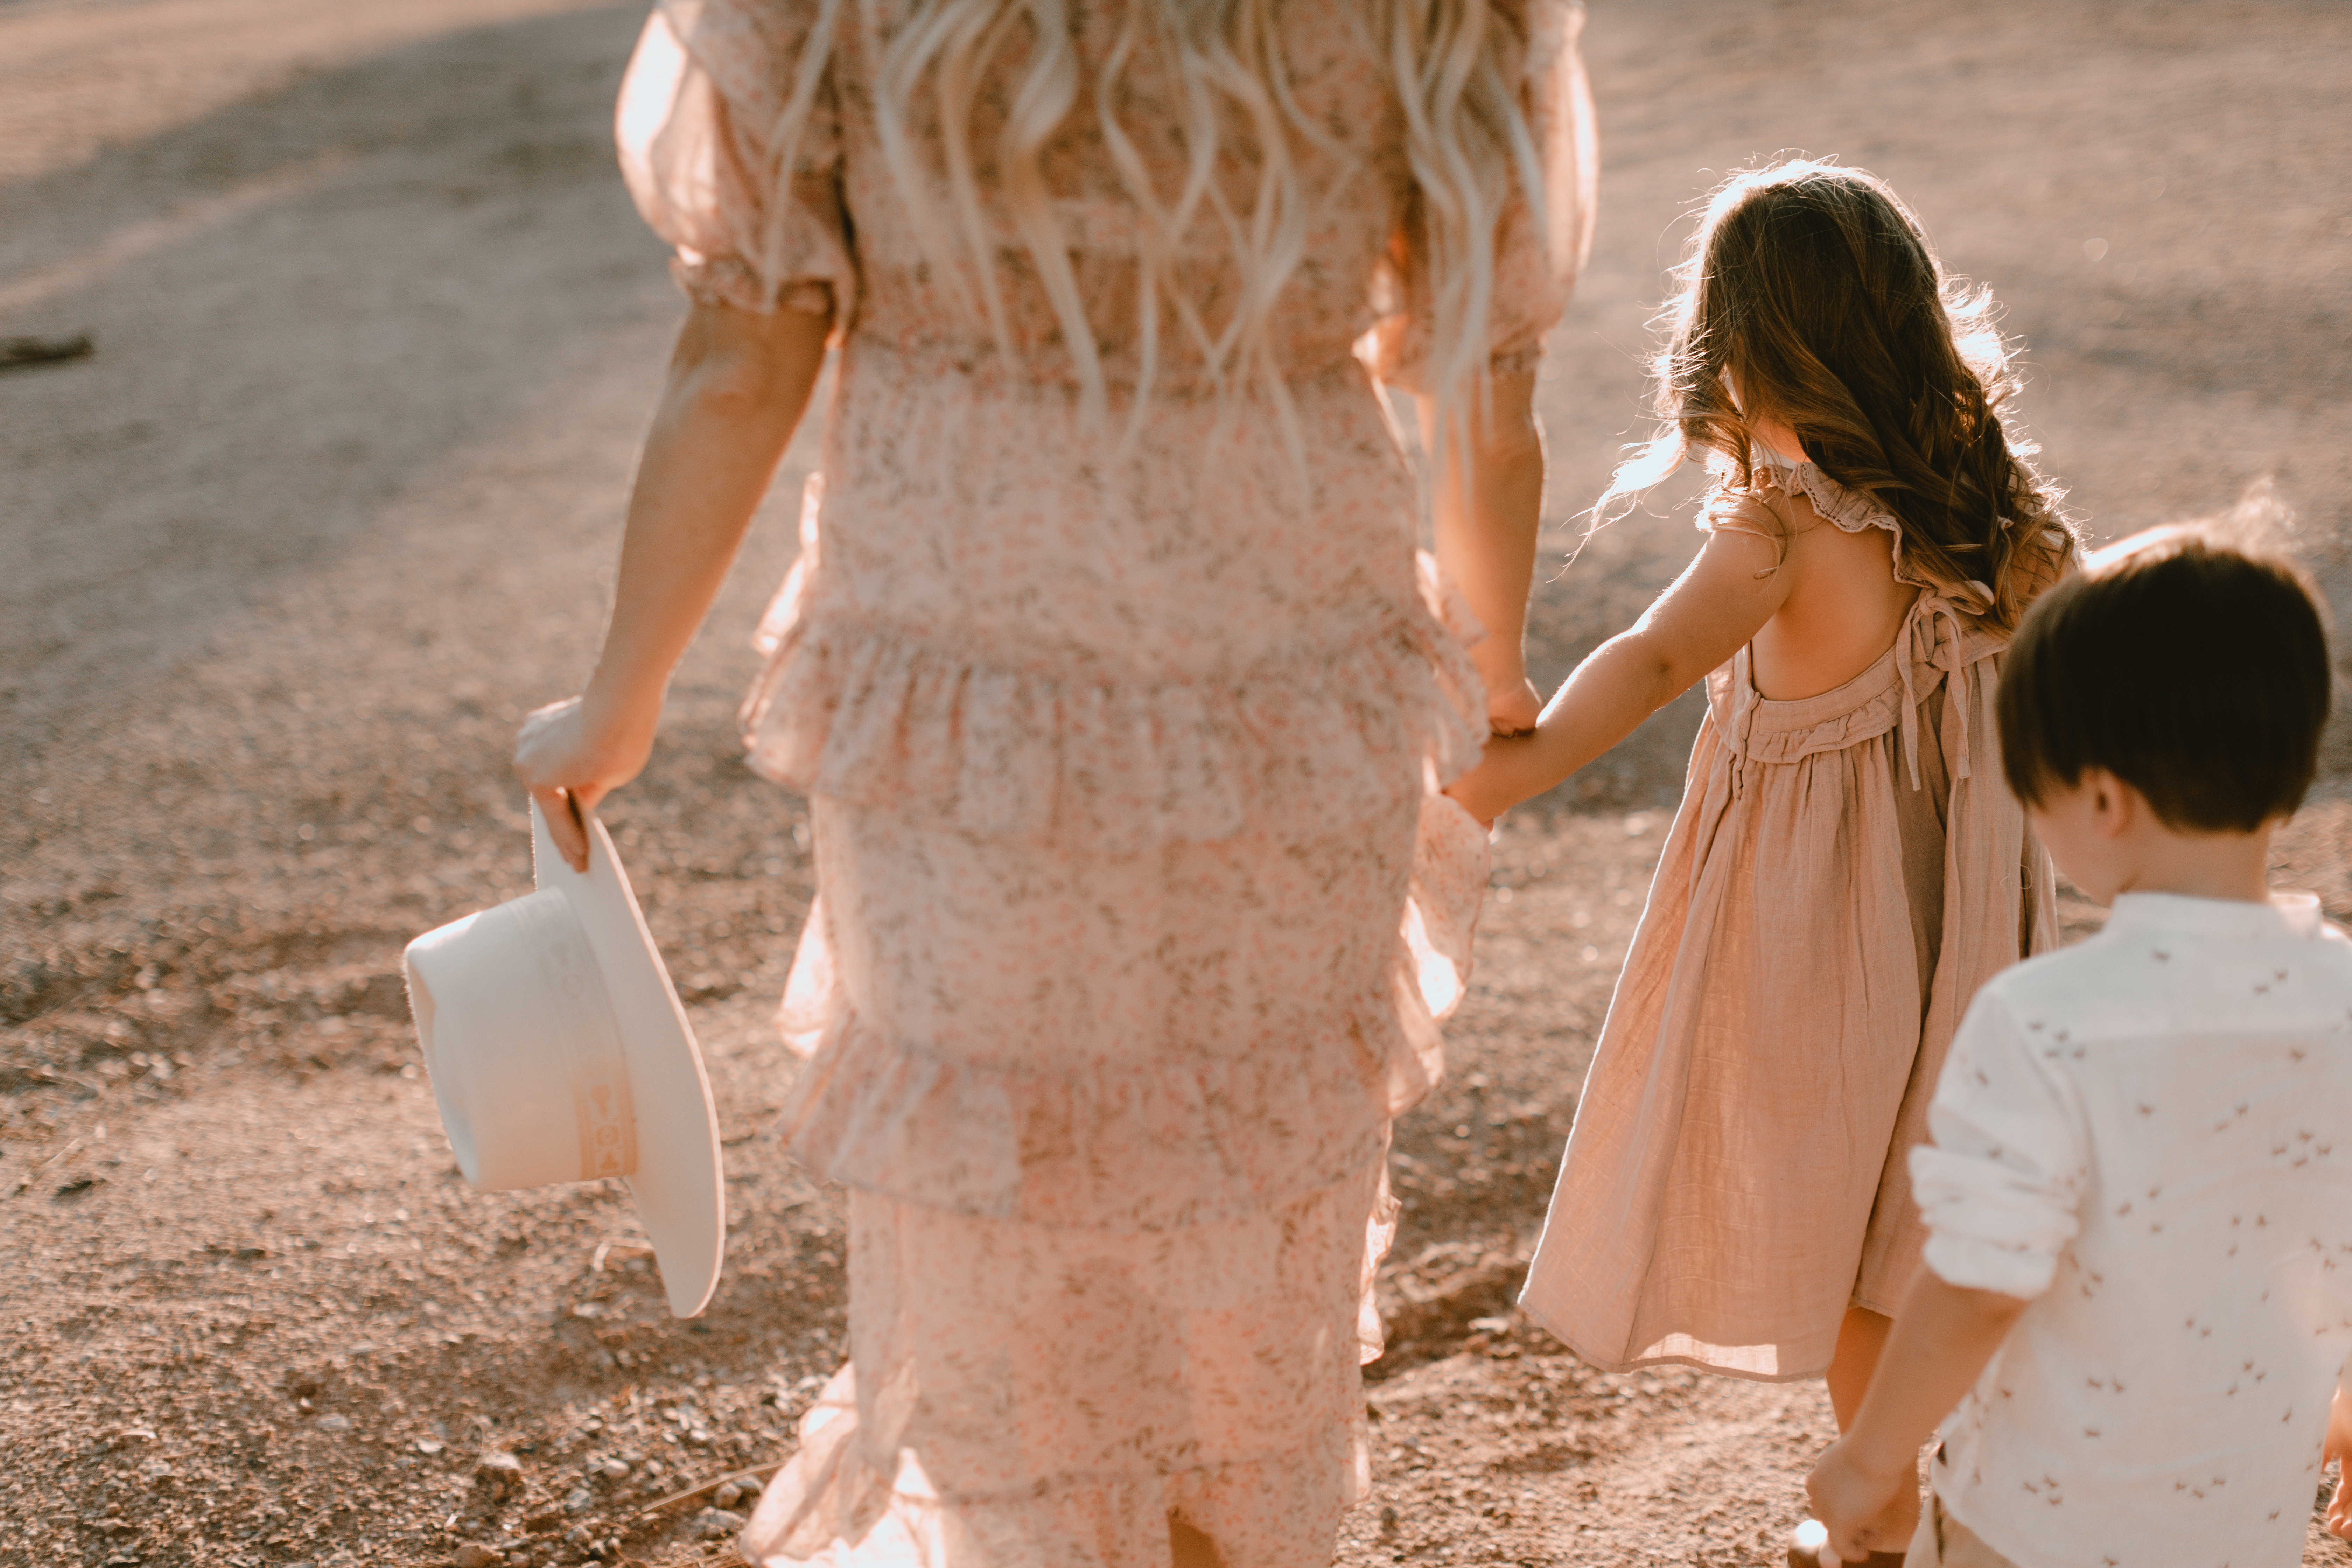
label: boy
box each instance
[1805,521,2352,1567]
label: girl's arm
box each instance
[514,300,833,870]
[1446,523,1788,821]
[1805,1269,2030,1561]
[1421,370,1545,734]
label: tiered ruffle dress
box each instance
[614,2,1595,1563]
[1519,457,2063,1381]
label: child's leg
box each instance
[1827,1307,1893,1429]
[1170,1517,1225,1568]
[1827,1307,1922,1550]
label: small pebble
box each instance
[474,1451,525,1497]
[685,1427,712,1447]
[693,1507,746,1540]
[713,1481,744,1510]
[564,1487,592,1514]
[598,1460,630,1482]
[313,1415,352,1434]
[417,1438,445,1455]
[454,1545,500,1568]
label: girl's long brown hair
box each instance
[1599,160,2076,630]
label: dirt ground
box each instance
[3,1,2351,1564]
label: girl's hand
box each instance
[1446,732,1540,826]
[1805,1437,1913,1562]
[2326,1383,2352,1539]
[512,690,662,872]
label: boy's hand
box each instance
[1806,1437,1915,1562]
[2326,1384,2352,1539]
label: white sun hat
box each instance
[403,800,724,1317]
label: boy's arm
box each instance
[1807,1271,2030,1560]
[1806,990,2086,1562]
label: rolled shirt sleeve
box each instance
[1909,991,2089,1301]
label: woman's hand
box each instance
[1484,667,1543,737]
[513,689,663,870]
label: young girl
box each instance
[1449,159,2077,1554]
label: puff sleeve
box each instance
[1371,0,1597,391]
[615,0,858,326]
[1908,991,2091,1301]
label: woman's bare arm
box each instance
[1421,370,1545,734]
[514,300,833,869]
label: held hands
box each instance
[1445,651,1546,828]
[1447,731,1540,827]
[1805,1436,1917,1562]
[1485,669,1542,740]
[511,689,662,872]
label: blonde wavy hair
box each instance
[768,0,1551,446]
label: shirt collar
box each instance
[2103,890,2324,943]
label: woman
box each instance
[513,1,1594,1563]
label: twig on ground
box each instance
[0,334,95,371]
[592,1235,656,1272]
[635,1461,786,1518]
[33,1137,86,1171]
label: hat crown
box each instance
[404,802,723,1319]
[406,886,640,1191]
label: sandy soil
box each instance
[3,1,2350,1564]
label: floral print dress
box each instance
[614,2,1594,1564]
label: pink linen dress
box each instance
[1518,458,2062,1382]
[614,2,1595,1563]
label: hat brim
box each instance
[533,800,725,1318]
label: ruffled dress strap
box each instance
[1703,458,2014,793]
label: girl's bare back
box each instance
[1748,485,1920,701]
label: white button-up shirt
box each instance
[1911,891,2352,1568]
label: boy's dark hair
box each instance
[1997,518,2334,832]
